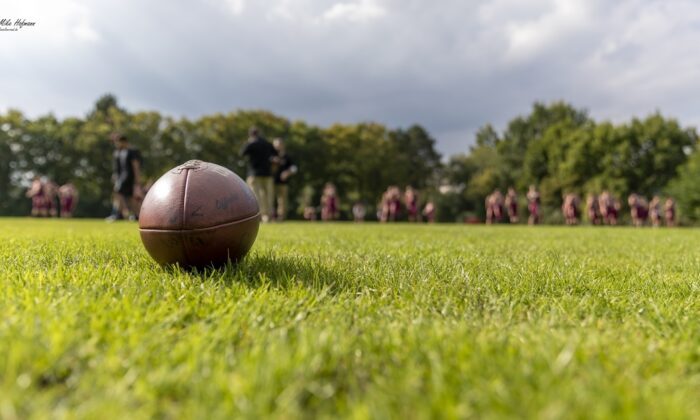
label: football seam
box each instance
[138,213,261,233]
[181,168,190,230]
[181,168,191,263]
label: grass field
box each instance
[1,219,699,419]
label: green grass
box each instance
[1,219,699,419]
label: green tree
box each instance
[498,101,590,188]
[666,142,700,221]
[388,124,442,189]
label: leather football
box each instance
[138,160,260,268]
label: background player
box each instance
[240,127,276,223]
[107,133,143,221]
[272,138,297,221]
[58,182,79,218]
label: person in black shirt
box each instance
[107,133,143,221]
[240,127,277,222]
[272,138,297,221]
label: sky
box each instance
[2,0,700,157]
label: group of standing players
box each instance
[28,133,148,221]
[563,192,676,227]
[240,127,298,222]
[486,187,529,225]
[25,177,78,218]
[564,191,621,226]
[485,186,676,226]
[303,184,436,223]
[375,185,435,223]
[23,128,680,227]
[29,127,435,223]
[240,127,437,223]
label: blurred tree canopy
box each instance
[2,96,699,222]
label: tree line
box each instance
[1,95,699,223]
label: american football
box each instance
[138,160,260,267]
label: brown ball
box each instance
[138,160,260,268]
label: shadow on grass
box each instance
[163,252,349,293]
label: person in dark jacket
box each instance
[240,127,277,222]
[107,133,142,221]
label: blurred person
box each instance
[585,194,601,225]
[485,192,492,224]
[378,187,401,222]
[599,191,618,226]
[526,185,540,225]
[107,133,143,221]
[404,186,420,222]
[44,179,59,217]
[639,196,649,225]
[240,127,277,222]
[58,182,79,218]
[26,176,47,217]
[628,193,648,227]
[627,193,639,226]
[627,194,639,226]
[272,138,297,221]
[422,200,436,223]
[649,195,662,227]
[612,196,621,225]
[485,190,503,224]
[665,197,676,227]
[321,183,339,221]
[387,186,402,222]
[598,191,609,224]
[562,193,580,225]
[379,190,389,222]
[303,206,317,221]
[352,201,366,222]
[505,187,518,224]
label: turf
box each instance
[0,219,699,419]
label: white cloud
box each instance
[322,0,386,22]
[268,0,296,21]
[501,0,593,62]
[72,20,101,43]
[224,0,245,15]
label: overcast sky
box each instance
[2,0,700,156]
